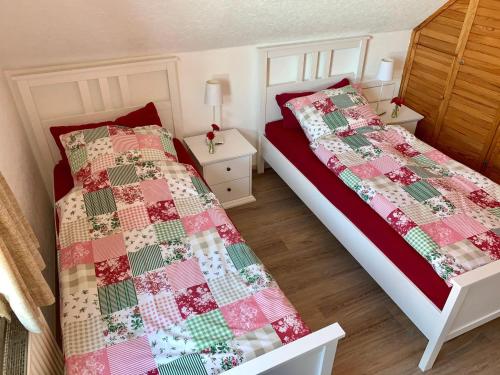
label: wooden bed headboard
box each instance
[5,55,183,194]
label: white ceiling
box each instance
[0,0,445,68]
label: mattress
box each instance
[265,120,451,309]
[54,137,310,374]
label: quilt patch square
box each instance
[87,138,113,160]
[106,336,157,375]
[140,291,182,332]
[468,231,500,259]
[186,309,233,350]
[147,322,197,366]
[175,196,206,217]
[226,243,261,270]
[98,279,138,315]
[331,93,355,108]
[253,288,296,323]
[369,155,401,174]
[442,213,488,238]
[394,143,420,157]
[369,193,397,219]
[350,163,382,179]
[108,164,140,186]
[404,227,440,259]
[425,149,451,164]
[157,353,206,375]
[403,181,441,202]
[181,211,214,235]
[386,209,418,236]
[385,166,421,186]
[217,224,244,246]
[441,239,493,271]
[102,305,145,347]
[133,268,172,299]
[468,189,500,209]
[160,239,193,265]
[63,315,106,357]
[231,324,282,361]
[60,264,97,297]
[117,205,150,231]
[154,220,186,243]
[83,188,117,217]
[407,165,439,179]
[147,200,180,223]
[400,203,437,225]
[84,127,109,142]
[137,134,163,150]
[83,170,110,193]
[220,296,268,336]
[62,289,100,326]
[323,111,348,131]
[92,233,126,262]
[420,221,463,247]
[165,258,206,291]
[111,183,144,208]
[111,134,139,152]
[175,283,218,319]
[88,212,121,240]
[271,313,310,344]
[59,241,93,270]
[342,134,371,149]
[191,177,211,195]
[65,348,111,375]
[128,244,164,276]
[123,225,158,252]
[208,272,251,306]
[207,207,232,227]
[140,179,172,202]
[68,147,88,173]
[95,255,132,287]
[423,196,456,218]
[91,154,116,174]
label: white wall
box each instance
[177,30,412,147]
[0,76,57,334]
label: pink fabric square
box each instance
[66,348,110,375]
[60,241,93,270]
[181,211,214,235]
[350,163,382,179]
[133,269,172,296]
[369,193,397,218]
[385,166,421,186]
[118,205,151,231]
[95,255,132,287]
[443,213,488,238]
[207,207,232,226]
[146,200,179,223]
[394,143,420,157]
[386,208,418,236]
[314,144,334,165]
[174,283,218,319]
[380,129,405,145]
[137,134,163,151]
[83,170,110,193]
[217,224,243,246]
[140,179,172,202]
[326,155,347,176]
[253,288,296,323]
[165,258,206,291]
[271,313,310,344]
[449,176,479,193]
[107,336,156,375]
[420,221,464,247]
[220,296,268,336]
[469,231,500,259]
[425,150,451,164]
[369,155,401,174]
[140,292,181,333]
[91,154,116,174]
[92,233,126,262]
[111,135,139,152]
[468,189,500,209]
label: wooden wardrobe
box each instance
[400,0,500,182]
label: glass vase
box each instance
[391,105,400,119]
[208,140,215,154]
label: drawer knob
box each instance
[226,167,231,172]
[227,187,232,192]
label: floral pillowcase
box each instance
[285,85,382,144]
[60,125,178,184]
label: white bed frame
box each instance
[5,55,345,375]
[257,36,500,371]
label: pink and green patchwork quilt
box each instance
[56,129,309,374]
[286,85,500,282]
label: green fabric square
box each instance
[154,220,186,242]
[83,188,117,216]
[68,147,88,173]
[339,169,361,189]
[84,127,109,142]
[161,134,177,156]
[489,207,500,218]
[98,279,137,315]
[404,227,439,260]
[342,134,371,149]
[108,164,139,186]
[128,244,164,276]
[323,111,348,131]
[187,309,233,350]
[158,353,207,375]
[412,155,437,168]
[226,243,261,270]
[191,177,210,195]
[403,181,441,202]
[407,165,438,179]
[355,126,377,134]
[331,94,355,108]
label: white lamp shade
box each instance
[204,80,222,106]
[376,58,394,82]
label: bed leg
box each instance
[418,337,444,372]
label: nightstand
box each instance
[370,100,424,134]
[184,129,257,209]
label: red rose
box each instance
[206,131,215,140]
[391,97,404,106]
[211,123,220,131]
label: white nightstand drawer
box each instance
[203,156,250,185]
[211,177,250,203]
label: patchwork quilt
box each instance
[57,155,309,373]
[286,85,500,282]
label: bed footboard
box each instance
[224,323,345,375]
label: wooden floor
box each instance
[227,170,500,375]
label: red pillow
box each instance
[276,78,350,129]
[50,102,162,162]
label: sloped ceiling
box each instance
[0,0,446,68]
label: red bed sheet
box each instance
[265,120,451,310]
[53,138,199,201]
